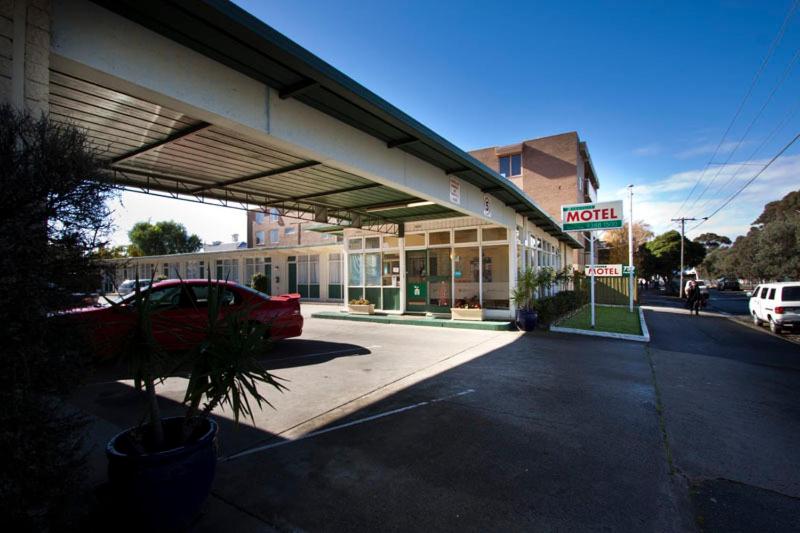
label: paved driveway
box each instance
[74,300,800,531]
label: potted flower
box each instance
[348,297,375,315]
[450,296,484,321]
[104,275,287,530]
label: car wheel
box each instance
[752,313,762,326]
[769,319,781,334]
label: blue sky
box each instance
[110,0,800,244]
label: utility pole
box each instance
[628,185,634,312]
[670,217,706,298]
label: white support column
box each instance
[508,225,517,319]
[343,245,350,308]
[399,236,406,313]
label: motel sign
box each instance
[584,264,623,277]
[561,200,624,231]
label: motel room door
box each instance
[405,249,452,313]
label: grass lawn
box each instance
[557,305,642,335]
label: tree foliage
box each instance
[128,220,202,256]
[643,230,706,284]
[599,221,654,269]
[693,232,731,249]
[0,105,115,529]
[699,189,800,281]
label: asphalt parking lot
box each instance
[73,300,800,531]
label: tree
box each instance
[128,220,202,256]
[1,105,114,529]
[693,232,732,249]
[753,190,800,225]
[600,221,654,270]
[644,230,706,289]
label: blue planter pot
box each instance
[107,416,218,531]
[516,309,538,331]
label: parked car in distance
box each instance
[716,278,741,291]
[65,279,303,357]
[117,278,153,296]
[747,282,800,334]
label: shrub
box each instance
[251,272,270,294]
[349,298,371,305]
[534,290,584,325]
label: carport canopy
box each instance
[54,0,582,247]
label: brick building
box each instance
[246,208,342,248]
[469,132,599,268]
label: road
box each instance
[74,300,800,531]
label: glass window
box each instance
[768,288,776,300]
[190,285,235,306]
[269,229,279,243]
[348,254,363,286]
[383,236,399,248]
[760,287,768,298]
[382,253,400,286]
[215,259,239,282]
[186,260,205,279]
[270,208,279,222]
[329,253,342,284]
[348,238,363,251]
[499,154,522,177]
[454,247,480,308]
[782,287,800,300]
[255,212,265,224]
[454,228,478,243]
[309,255,319,284]
[298,256,309,284]
[365,237,380,249]
[405,233,425,247]
[482,227,507,241]
[148,286,182,307]
[365,252,381,286]
[482,245,509,309]
[284,226,296,235]
[255,231,265,245]
[429,231,451,245]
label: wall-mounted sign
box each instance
[584,264,623,277]
[449,177,461,205]
[561,200,623,231]
[483,194,492,218]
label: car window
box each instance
[768,288,776,300]
[148,286,182,307]
[752,285,759,296]
[781,287,800,301]
[190,285,236,307]
[760,287,769,298]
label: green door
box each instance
[288,262,297,293]
[406,250,427,312]
[406,249,452,313]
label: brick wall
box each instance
[0,0,49,115]
[247,209,341,248]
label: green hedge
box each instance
[533,290,586,325]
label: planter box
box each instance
[348,304,375,315]
[450,308,484,321]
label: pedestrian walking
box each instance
[686,280,701,315]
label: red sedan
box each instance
[70,280,303,357]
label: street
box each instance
[73,299,800,531]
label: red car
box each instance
[68,280,303,357]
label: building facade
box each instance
[246,208,341,248]
[469,132,599,267]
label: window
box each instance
[348,254,363,285]
[148,286,183,307]
[191,285,235,306]
[482,227,507,242]
[382,253,400,286]
[760,287,768,298]
[244,257,269,285]
[215,259,239,282]
[329,253,342,284]
[348,238,363,251]
[768,288,776,300]
[429,231,450,245]
[365,253,381,286]
[405,233,425,247]
[365,237,380,249]
[269,208,279,222]
[383,236,399,248]
[255,231,265,245]
[454,228,478,243]
[482,245,509,309]
[284,226,296,235]
[499,154,521,178]
[782,287,800,300]
[454,247,480,307]
[255,212,265,224]
[269,229,279,243]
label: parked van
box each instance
[748,282,800,334]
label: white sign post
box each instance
[562,200,625,329]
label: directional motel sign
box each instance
[584,264,622,277]
[561,200,624,231]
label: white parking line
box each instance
[222,388,476,462]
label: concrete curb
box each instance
[550,305,650,343]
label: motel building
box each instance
[3,0,585,321]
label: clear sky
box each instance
[109,0,800,245]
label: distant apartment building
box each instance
[246,208,341,248]
[469,132,599,268]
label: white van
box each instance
[748,282,800,334]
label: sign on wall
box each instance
[584,264,623,277]
[561,200,623,231]
[449,177,461,205]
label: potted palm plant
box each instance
[511,267,555,331]
[104,275,287,530]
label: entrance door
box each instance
[288,260,297,293]
[405,249,452,313]
[263,264,272,295]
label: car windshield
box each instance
[781,286,800,301]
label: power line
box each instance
[672,0,800,219]
[685,45,800,217]
[689,131,800,232]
